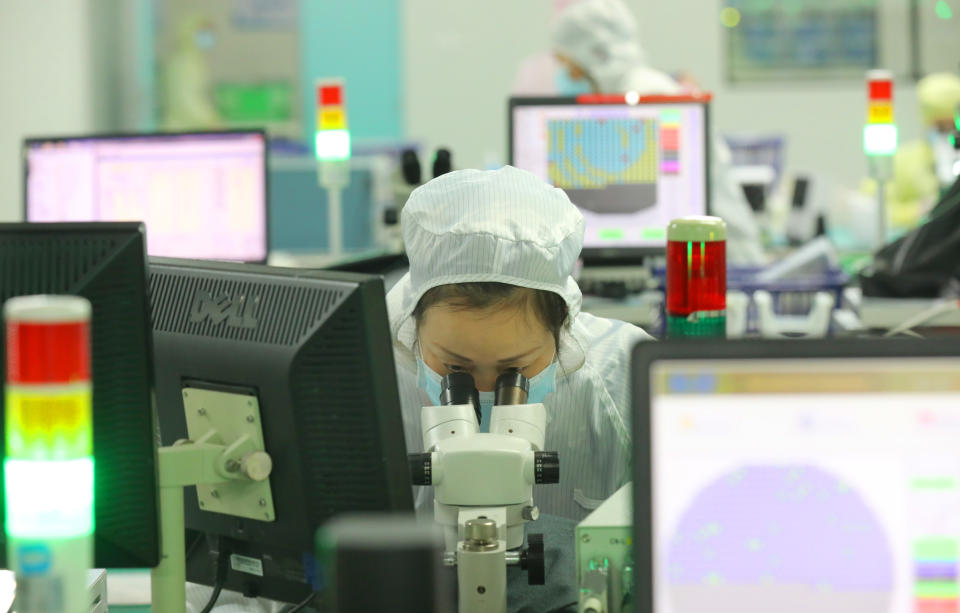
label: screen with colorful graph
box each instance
[510,99,707,251]
[24,131,268,262]
[650,358,960,613]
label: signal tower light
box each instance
[315,80,350,161]
[864,69,897,156]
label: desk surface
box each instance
[91,513,581,612]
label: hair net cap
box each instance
[918,73,960,126]
[398,166,585,325]
[551,0,646,92]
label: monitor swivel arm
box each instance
[152,387,275,613]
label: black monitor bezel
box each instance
[22,129,271,264]
[630,337,960,613]
[0,221,160,568]
[507,96,712,265]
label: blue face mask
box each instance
[478,391,495,433]
[555,67,592,96]
[526,361,559,404]
[416,355,443,406]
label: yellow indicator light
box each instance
[318,108,346,131]
[6,387,91,461]
[868,102,893,124]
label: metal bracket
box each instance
[182,387,276,522]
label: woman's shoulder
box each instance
[569,311,652,410]
[572,311,653,361]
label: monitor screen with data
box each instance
[639,342,960,613]
[510,97,708,255]
[24,131,268,262]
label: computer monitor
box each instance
[23,131,269,262]
[633,338,960,613]
[0,222,159,568]
[150,258,413,603]
[509,96,710,261]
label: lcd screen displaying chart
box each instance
[25,132,268,261]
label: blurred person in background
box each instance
[511,0,584,96]
[548,0,765,264]
[551,0,680,96]
[886,72,960,230]
[162,14,222,130]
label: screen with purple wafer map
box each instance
[652,360,960,613]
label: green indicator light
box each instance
[914,539,958,561]
[864,124,898,156]
[912,477,958,490]
[936,0,953,19]
[641,227,666,240]
[915,581,960,599]
[315,130,351,161]
[5,458,94,538]
[667,314,726,338]
[598,228,626,240]
[720,6,741,27]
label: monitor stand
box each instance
[151,388,275,613]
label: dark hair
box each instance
[412,283,569,352]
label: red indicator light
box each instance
[868,80,892,101]
[318,86,342,106]
[7,321,90,384]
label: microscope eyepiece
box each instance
[440,372,481,424]
[495,369,529,406]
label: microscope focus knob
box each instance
[408,453,432,486]
[521,533,545,585]
[534,451,559,484]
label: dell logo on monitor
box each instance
[190,290,259,329]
